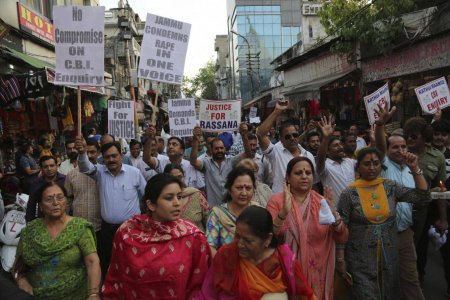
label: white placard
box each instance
[108,100,135,139]
[249,117,261,124]
[415,77,450,114]
[138,14,191,85]
[168,98,196,137]
[249,106,257,118]
[363,83,390,125]
[199,100,241,132]
[53,6,104,86]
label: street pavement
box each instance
[423,244,448,299]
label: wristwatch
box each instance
[409,168,423,175]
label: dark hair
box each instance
[285,156,315,178]
[343,133,356,142]
[333,127,343,134]
[144,173,182,205]
[404,117,432,143]
[247,133,257,141]
[39,155,56,167]
[280,121,295,136]
[431,120,450,134]
[163,163,184,176]
[306,131,320,142]
[168,136,186,150]
[355,147,382,167]
[86,138,100,150]
[38,136,49,146]
[20,143,32,155]
[36,181,67,203]
[236,206,278,248]
[223,166,256,203]
[129,139,142,148]
[65,139,75,148]
[327,136,342,149]
[100,142,121,155]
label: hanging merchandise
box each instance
[24,70,50,101]
[0,76,23,107]
[84,98,94,117]
[62,105,74,131]
[45,97,59,132]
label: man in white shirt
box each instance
[127,139,143,168]
[256,99,316,193]
[349,124,367,150]
[59,139,78,175]
[316,116,356,205]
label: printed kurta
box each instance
[102,214,211,300]
[337,179,430,300]
[267,190,348,300]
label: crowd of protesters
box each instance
[0,99,448,299]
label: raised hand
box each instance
[275,98,290,112]
[75,135,87,154]
[323,185,337,215]
[239,123,249,136]
[145,125,156,138]
[192,126,202,141]
[318,116,335,138]
[374,103,396,126]
[403,151,418,171]
[280,182,293,218]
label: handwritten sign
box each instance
[415,77,450,114]
[53,6,104,86]
[363,83,390,125]
[138,14,191,85]
[199,100,241,132]
[108,100,135,139]
[168,98,196,137]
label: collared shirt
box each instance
[184,146,207,160]
[155,156,205,189]
[128,152,144,168]
[253,153,272,186]
[65,167,102,232]
[381,156,415,232]
[320,158,356,206]
[199,155,241,206]
[59,159,76,175]
[97,154,133,166]
[356,136,367,150]
[78,153,146,224]
[263,142,316,193]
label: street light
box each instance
[230,30,254,99]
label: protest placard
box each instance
[414,77,450,114]
[138,14,191,85]
[108,100,135,139]
[249,107,257,119]
[363,83,390,125]
[53,6,104,86]
[199,100,241,132]
[168,98,196,137]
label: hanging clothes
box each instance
[0,76,23,107]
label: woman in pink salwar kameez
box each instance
[267,157,348,300]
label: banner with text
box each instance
[415,77,450,114]
[168,98,196,137]
[199,100,241,132]
[53,6,104,86]
[138,14,191,85]
[108,100,135,139]
[364,83,390,125]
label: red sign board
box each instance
[17,3,54,45]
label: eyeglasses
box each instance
[43,194,66,204]
[284,133,300,140]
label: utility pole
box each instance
[230,30,254,99]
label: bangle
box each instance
[88,293,100,298]
[332,218,342,227]
[277,213,286,220]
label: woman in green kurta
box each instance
[13,182,101,300]
[336,148,429,300]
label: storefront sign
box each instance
[363,83,390,125]
[415,77,450,114]
[53,6,104,86]
[167,98,196,137]
[362,35,450,82]
[138,14,191,85]
[17,3,54,45]
[199,100,241,132]
[108,100,135,139]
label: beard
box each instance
[68,152,78,160]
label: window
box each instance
[263,23,273,35]
[309,25,313,38]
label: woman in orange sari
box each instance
[199,206,316,300]
[267,157,348,300]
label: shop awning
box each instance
[283,71,354,96]
[243,92,272,109]
[0,45,54,69]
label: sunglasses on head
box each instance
[284,133,300,140]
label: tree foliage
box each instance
[318,0,419,61]
[182,60,218,100]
